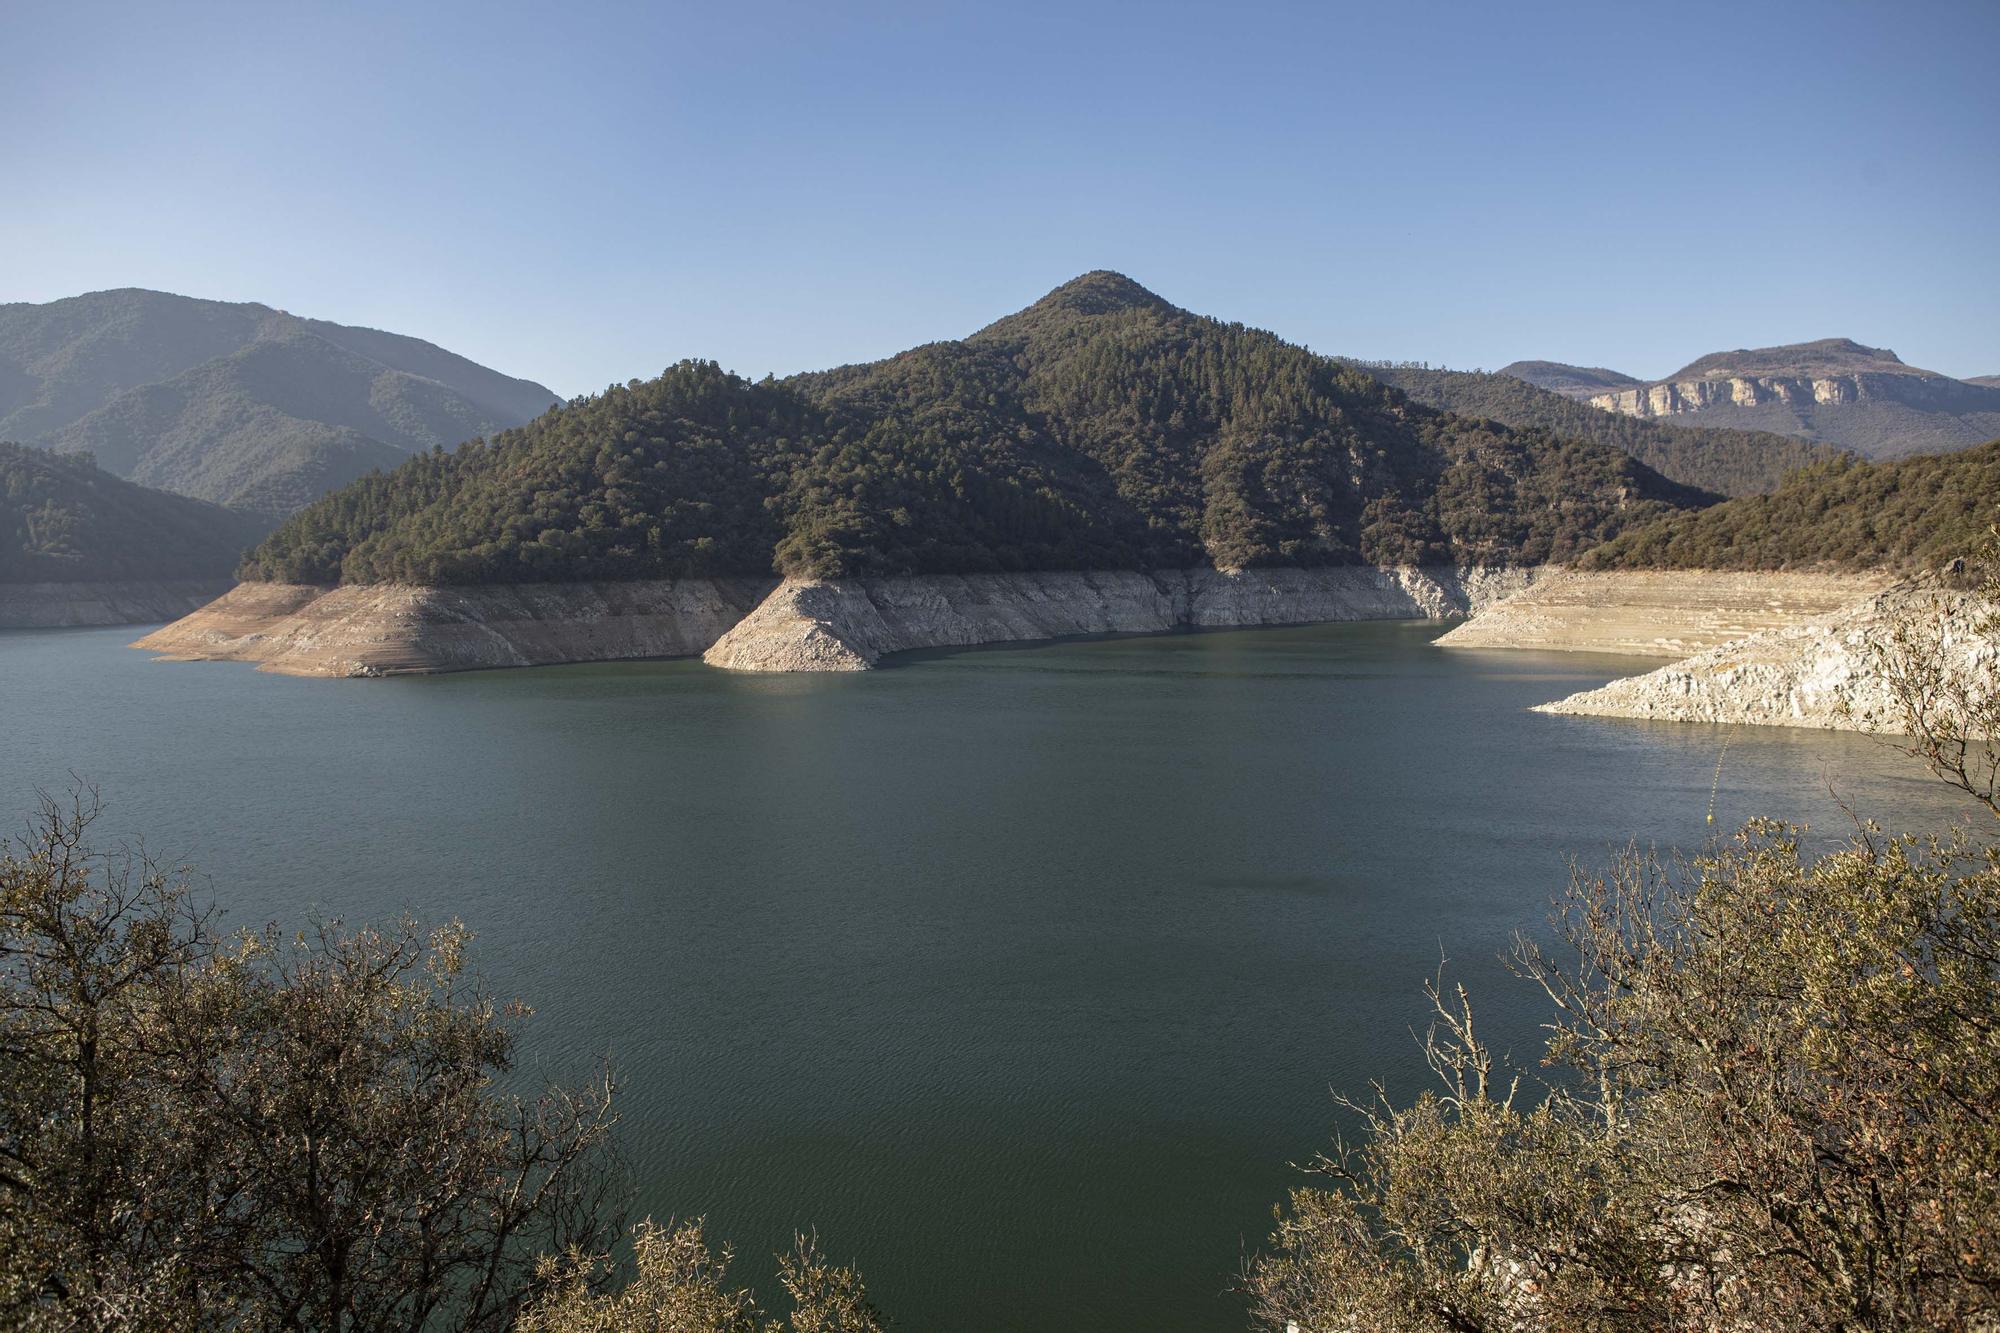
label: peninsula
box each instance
[139,274,1702,676]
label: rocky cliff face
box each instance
[1588,372,1976,417]
[701,567,1541,672]
[0,580,231,630]
[1583,350,2000,458]
[133,579,776,676]
[1535,588,1997,733]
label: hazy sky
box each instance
[5,0,1996,397]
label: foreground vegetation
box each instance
[242,273,1706,586]
[0,793,882,1332]
[9,551,1997,1330]
[1584,440,2000,572]
[1249,566,2000,1330]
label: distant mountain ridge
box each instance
[1557,337,2000,459]
[0,289,558,513]
[1495,360,1641,400]
[1662,337,1929,381]
[1350,362,1833,497]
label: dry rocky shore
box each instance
[1,581,230,630]
[132,566,1986,739]
[702,567,1539,672]
[133,579,776,676]
[1534,588,1995,731]
[1432,569,1888,657]
[135,566,1540,677]
[1441,570,1992,734]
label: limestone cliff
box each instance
[134,579,776,676]
[0,580,231,630]
[1583,341,2000,458]
[1535,588,1998,733]
[702,567,1540,673]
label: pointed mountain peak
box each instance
[970,271,1177,343]
[1031,271,1171,315]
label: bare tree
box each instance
[1872,549,2000,817]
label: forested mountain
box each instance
[1581,439,2000,572]
[0,289,558,513]
[0,443,271,583]
[1351,362,1834,496]
[242,273,1708,586]
[1582,337,2000,458]
[1495,360,1640,399]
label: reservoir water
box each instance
[0,620,1975,1331]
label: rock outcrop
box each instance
[702,566,1541,672]
[134,579,776,676]
[1434,570,1889,658]
[1581,340,2000,458]
[0,581,231,630]
[1535,588,1998,733]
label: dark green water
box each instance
[0,620,1974,1330]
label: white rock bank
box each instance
[702,566,1541,672]
[133,579,777,677]
[1535,587,1998,733]
[1,580,231,630]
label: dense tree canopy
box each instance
[1583,439,2000,572]
[0,443,270,583]
[242,274,1709,586]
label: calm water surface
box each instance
[0,620,1973,1331]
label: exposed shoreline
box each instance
[702,567,1543,672]
[1534,587,1995,733]
[1433,569,1889,658]
[130,568,1972,735]
[1435,569,1955,733]
[135,566,1546,677]
[132,579,778,677]
[1,580,232,630]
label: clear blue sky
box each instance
[5,0,1996,397]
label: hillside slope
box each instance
[1581,439,2000,573]
[0,289,557,512]
[1496,360,1641,400]
[1,443,270,583]
[241,273,1708,588]
[1353,362,1833,496]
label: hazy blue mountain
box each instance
[0,289,558,513]
[1496,360,1642,400]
